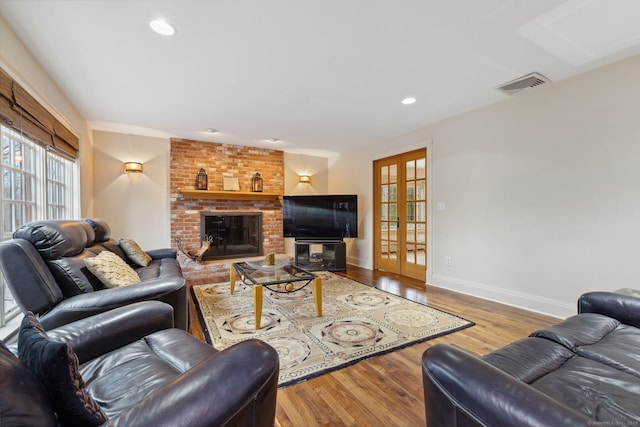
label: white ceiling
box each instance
[2,0,640,158]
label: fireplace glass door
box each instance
[201,213,262,260]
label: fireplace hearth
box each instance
[200,212,262,260]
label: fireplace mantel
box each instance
[180,189,282,201]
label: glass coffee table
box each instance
[229,258,322,329]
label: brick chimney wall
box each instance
[170,138,285,285]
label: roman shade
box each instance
[0,67,79,158]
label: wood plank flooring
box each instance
[188,265,559,427]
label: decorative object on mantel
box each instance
[223,176,240,191]
[196,168,208,190]
[251,172,263,192]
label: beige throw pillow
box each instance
[85,251,141,288]
[119,237,152,267]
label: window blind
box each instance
[0,67,79,158]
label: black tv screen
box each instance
[283,195,358,239]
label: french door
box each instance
[373,148,426,281]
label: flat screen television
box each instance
[283,195,358,239]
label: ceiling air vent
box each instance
[497,72,550,96]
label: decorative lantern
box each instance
[196,168,208,190]
[251,172,263,192]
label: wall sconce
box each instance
[124,161,143,174]
[299,175,311,184]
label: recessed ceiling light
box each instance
[401,97,417,105]
[205,128,217,134]
[149,19,175,36]
[268,138,281,143]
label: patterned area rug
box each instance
[191,271,474,387]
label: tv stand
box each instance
[294,240,346,272]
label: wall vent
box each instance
[497,72,550,96]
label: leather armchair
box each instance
[0,218,187,330]
[1,301,279,426]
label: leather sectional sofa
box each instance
[0,218,187,330]
[422,291,640,426]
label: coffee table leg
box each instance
[314,277,322,317]
[229,266,236,294]
[254,285,263,329]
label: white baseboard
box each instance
[431,274,574,319]
[346,256,370,269]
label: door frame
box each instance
[372,141,433,283]
[425,140,433,284]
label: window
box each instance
[0,124,78,335]
[47,151,74,219]
[2,127,37,237]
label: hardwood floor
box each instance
[188,265,559,427]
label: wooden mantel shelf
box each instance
[180,189,282,201]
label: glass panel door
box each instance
[403,156,426,279]
[376,159,400,272]
[374,148,426,281]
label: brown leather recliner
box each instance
[0,218,187,330]
[0,301,279,426]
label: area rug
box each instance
[191,271,474,387]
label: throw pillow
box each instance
[17,312,108,427]
[84,251,141,288]
[119,237,152,267]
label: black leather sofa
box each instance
[0,301,279,426]
[422,291,640,426]
[0,218,188,330]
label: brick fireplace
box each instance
[170,138,284,285]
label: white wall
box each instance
[0,15,93,216]
[328,149,373,267]
[284,153,328,195]
[92,131,170,249]
[330,54,640,318]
